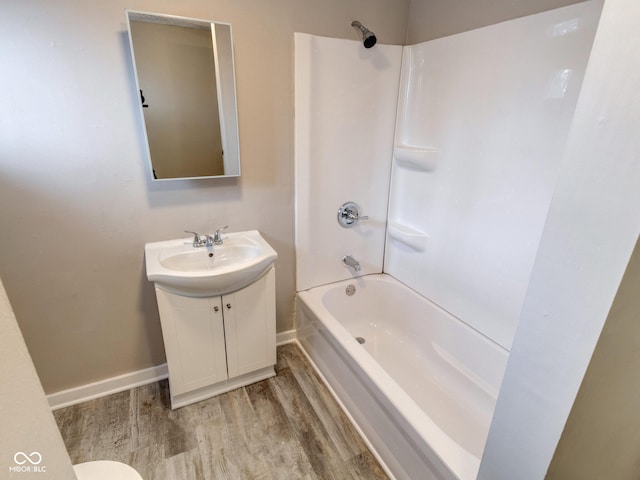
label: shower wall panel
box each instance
[295,33,402,291]
[385,1,603,350]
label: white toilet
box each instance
[73,461,143,480]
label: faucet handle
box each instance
[338,202,368,228]
[213,225,229,245]
[184,230,202,247]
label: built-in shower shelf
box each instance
[387,222,429,251]
[393,145,439,171]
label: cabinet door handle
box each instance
[213,306,219,312]
[226,303,232,309]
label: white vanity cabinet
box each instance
[154,267,276,409]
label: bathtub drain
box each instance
[355,336,366,345]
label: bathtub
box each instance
[296,274,508,480]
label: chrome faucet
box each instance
[342,255,361,271]
[186,225,228,248]
[185,230,216,248]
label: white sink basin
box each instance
[145,230,277,296]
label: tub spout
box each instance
[342,255,361,272]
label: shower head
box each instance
[351,20,377,48]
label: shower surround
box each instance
[386,1,602,350]
[295,2,603,479]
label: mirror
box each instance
[126,11,241,180]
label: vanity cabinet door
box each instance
[155,289,228,395]
[223,267,276,379]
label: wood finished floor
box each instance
[54,343,388,480]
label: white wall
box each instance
[478,0,640,476]
[294,34,402,291]
[385,1,602,349]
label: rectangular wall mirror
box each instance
[126,11,241,180]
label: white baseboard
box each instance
[48,330,297,411]
[276,329,297,345]
[47,363,169,411]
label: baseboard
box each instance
[48,330,298,411]
[276,329,297,345]
[47,363,169,411]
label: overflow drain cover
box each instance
[355,337,366,345]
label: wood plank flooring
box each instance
[54,343,389,480]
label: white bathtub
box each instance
[296,274,508,480]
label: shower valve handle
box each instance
[338,202,368,228]
[346,210,368,221]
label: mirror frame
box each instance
[126,10,241,180]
